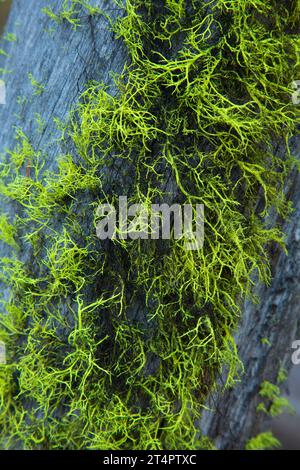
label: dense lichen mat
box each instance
[0,0,300,449]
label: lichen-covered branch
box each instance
[0,0,299,450]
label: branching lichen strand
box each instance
[0,0,300,450]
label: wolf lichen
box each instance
[245,432,281,451]
[2,32,16,43]
[0,215,18,250]
[42,0,102,30]
[0,0,300,450]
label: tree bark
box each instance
[1,0,300,450]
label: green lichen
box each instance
[0,215,18,250]
[261,338,272,347]
[245,432,281,450]
[42,0,102,30]
[277,366,288,384]
[0,0,300,450]
[0,67,11,75]
[0,49,9,57]
[28,73,45,96]
[257,381,294,417]
[2,32,16,43]
[34,113,47,134]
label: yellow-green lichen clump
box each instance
[0,0,300,449]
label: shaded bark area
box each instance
[1,0,300,449]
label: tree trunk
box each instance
[1,0,299,450]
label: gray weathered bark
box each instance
[1,0,300,449]
[201,159,300,448]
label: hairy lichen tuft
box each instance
[0,0,300,450]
